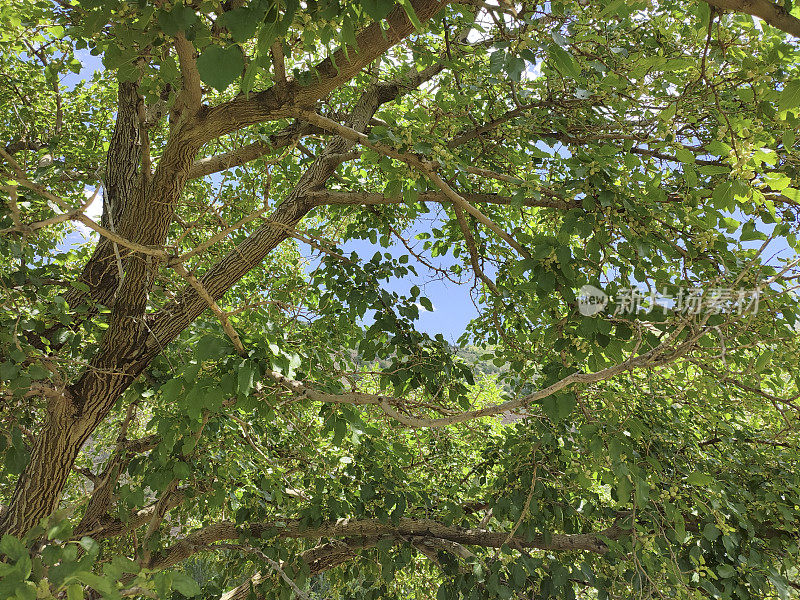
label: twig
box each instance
[271,40,287,85]
[289,109,531,259]
[172,263,247,357]
[217,543,312,600]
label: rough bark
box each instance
[147,516,625,573]
[0,0,448,539]
[64,81,142,309]
[703,0,800,37]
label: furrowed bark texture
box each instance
[0,123,205,535]
[703,0,800,37]
[147,516,624,574]
[0,0,447,539]
[64,81,142,309]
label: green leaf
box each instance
[361,0,394,21]
[160,378,183,403]
[675,148,695,163]
[75,572,113,595]
[384,180,403,199]
[14,582,36,600]
[658,103,676,122]
[276,0,298,36]
[66,584,84,600]
[186,386,206,421]
[26,363,50,380]
[341,14,358,53]
[255,16,279,65]
[548,44,580,79]
[686,472,714,486]
[712,181,734,210]
[237,360,255,396]
[195,335,233,361]
[702,523,720,541]
[782,187,800,203]
[157,6,197,36]
[769,567,790,600]
[196,45,244,92]
[219,7,261,43]
[783,129,796,149]
[154,572,173,598]
[778,80,800,112]
[717,564,736,579]
[398,0,422,29]
[741,220,767,241]
[0,535,27,561]
[754,350,772,373]
[615,474,633,504]
[542,393,576,423]
[171,572,202,597]
[506,56,526,82]
[78,537,99,557]
[489,50,506,74]
[110,556,139,575]
[173,461,191,480]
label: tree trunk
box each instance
[0,0,447,539]
[0,196,312,537]
[65,81,142,309]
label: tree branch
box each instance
[147,515,626,572]
[146,60,449,360]
[198,0,449,144]
[261,318,703,428]
[290,109,532,258]
[270,40,287,86]
[188,122,318,180]
[453,205,501,296]
[219,538,382,600]
[174,33,202,114]
[307,189,575,210]
[703,0,800,37]
[172,263,247,357]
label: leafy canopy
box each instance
[1,0,800,599]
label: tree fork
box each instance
[0,0,450,541]
[65,81,143,310]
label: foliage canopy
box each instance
[2,0,800,598]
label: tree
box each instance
[1,0,800,597]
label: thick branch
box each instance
[174,34,202,114]
[148,516,625,571]
[703,0,800,37]
[146,64,448,361]
[198,0,449,143]
[188,122,320,179]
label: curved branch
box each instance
[219,538,383,600]
[188,122,321,179]
[703,0,800,37]
[262,319,698,428]
[148,515,626,572]
[199,0,449,143]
